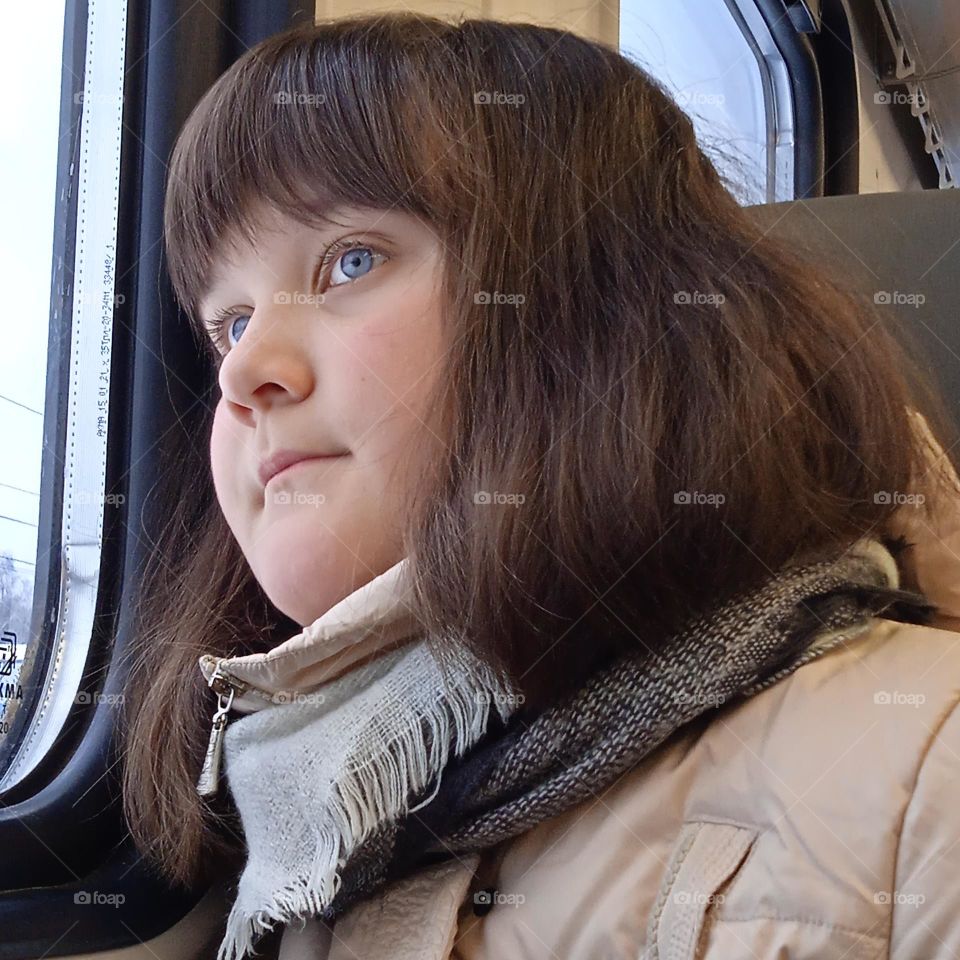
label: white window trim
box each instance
[0,0,127,791]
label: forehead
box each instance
[199,201,340,309]
[208,202,296,274]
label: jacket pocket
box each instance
[645,820,758,960]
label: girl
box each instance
[122,13,960,960]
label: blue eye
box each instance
[328,246,385,287]
[203,242,387,354]
[227,314,250,346]
[204,309,250,352]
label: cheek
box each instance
[209,399,242,518]
[338,302,444,444]
[322,302,442,530]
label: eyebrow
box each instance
[197,206,405,321]
[197,253,242,321]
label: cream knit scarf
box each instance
[196,559,520,960]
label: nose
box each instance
[216,306,314,420]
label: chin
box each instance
[248,518,370,626]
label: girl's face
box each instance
[202,203,446,627]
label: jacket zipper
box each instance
[196,658,274,798]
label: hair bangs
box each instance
[162,17,452,336]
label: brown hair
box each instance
[123,11,960,890]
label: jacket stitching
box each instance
[710,914,886,940]
[646,823,699,959]
[676,815,767,834]
[648,822,758,960]
[739,620,874,696]
[684,829,756,960]
[886,688,960,957]
[718,831,761,885]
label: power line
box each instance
[0,481,40,498]
[0,513,38,529]
[0,393,42,416]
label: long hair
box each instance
[122,11,960,890]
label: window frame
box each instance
[728,0,826,199]
[0,0,128,796]
[0,1,308,954]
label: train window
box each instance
[620,0,798,204]
[0,0,125,790]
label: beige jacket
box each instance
[270,427,960,960]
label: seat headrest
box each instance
[745,190,960,404]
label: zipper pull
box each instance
[196,665,239,798]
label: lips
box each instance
[258,449,345,487]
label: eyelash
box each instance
[202,237,387,352]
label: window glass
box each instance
[0,1,68,746]
[0,0,126,789]
[620,0,796,204]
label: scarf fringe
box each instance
[216,647,516,960]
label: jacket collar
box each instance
[197,556,421,713]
